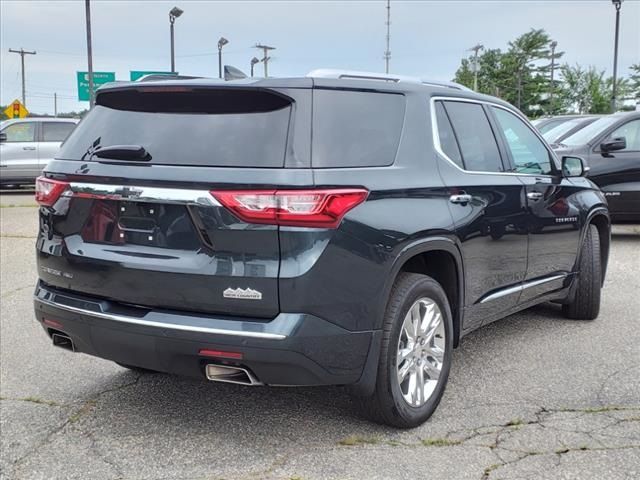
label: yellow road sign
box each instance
[4,99,29,119]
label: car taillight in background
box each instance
[35,176,69,207]
[211,189,369,228]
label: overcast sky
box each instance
[1,0,638,114]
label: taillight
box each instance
[211,189,369,228]
[35,176,69,207]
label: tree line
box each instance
[453,28,639,117]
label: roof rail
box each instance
[306,69,472,91]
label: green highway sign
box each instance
[130,71,177,81]
[76,71,116,101]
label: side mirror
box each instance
[600,136,626,153]
[0,132,6,143]
[562,156,589,178]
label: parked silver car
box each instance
[0,117,79,186]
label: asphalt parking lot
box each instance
[1,191,639,480]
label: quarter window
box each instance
[42,122,76,142]
[491,107,554,175]
[607,119,640,151]
[1,122,36,142]
[442,101,503,173]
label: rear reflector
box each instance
[35,176,69,207]
[43,318,64,329]
[210,188,369,228]
[198,349,244,360]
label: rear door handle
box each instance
[449,194,473,204]
[22,146,36,151]
[527,192,543,201]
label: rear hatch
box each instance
[36,81,313,318]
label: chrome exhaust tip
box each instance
[205,364,262,386]
[52,333,75,352]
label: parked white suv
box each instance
[0,117,79,186]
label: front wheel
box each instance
[356,273,453,428]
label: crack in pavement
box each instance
[0,284,34,299]
[9,373,143,480]
[333,405,639,480]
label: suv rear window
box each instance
[312,89,405,168]
[58,88,292,168]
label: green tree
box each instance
[628,63,640,101]
[559,64,633,113]
[453,29,562,116]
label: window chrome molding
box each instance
[430,96,559,178]
[66,182,221,207]
[479,273,567,304]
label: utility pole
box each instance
[8,48,36,107]
[549,41,557,114]
[84,0,94,107]
[384,0,391,74]
[255,44,275,77]
[54,93,58,117]
[611,0,623,112]
[469,44,483,92]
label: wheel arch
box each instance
[586,209,610,285]
[380,237,465,348]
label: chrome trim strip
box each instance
[35,296,286,340]
[66,182,221,207]
[430,96,560,177]
[479,274,567,304]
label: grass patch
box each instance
[338,435,380,446]
[20,396,61,407]
[421,438,462,447]
[0,395,61,407]
[69,399,96,423]
[483,463,501,478]
[505,418,524,427]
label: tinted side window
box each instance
[608,119,640,151]
[42,122,76,142]
[443,101,503,172]
[312,89,405,167]
[434,101,463,169]
[491,107,553,175]
[2,122,36,142]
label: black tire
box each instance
[116,362,159,374]
[563,224,601,320]
[355,273,454,428]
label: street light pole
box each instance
[8,48,36,107]
[218,37,229,79]
[611,0,623,112]
[250,57,259,78]
[549,40,558,114]
[84,0,94,107]
[169,7,184,73]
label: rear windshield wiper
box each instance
[93,145,152,162]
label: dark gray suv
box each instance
[34,70,609,427]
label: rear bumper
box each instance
[34,282,374,386]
